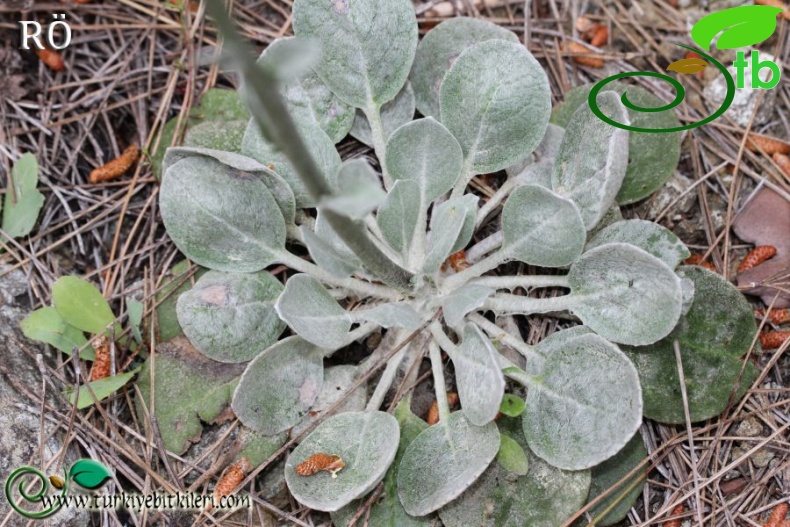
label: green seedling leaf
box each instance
[497,434,529,476]
[586,219,691,269]
[176,270,285,363]
[292,365,367,437]
[398,412,500,516]
[127,300,143,344]
[160,155,286,272]
[136,337,243,453]
[501,184,586,268]
[451,324,505,426]
[21,307,91,359]
[441,284,495,327]
[353,303,422,330]
[151,88,250,179]
[276,274,351,349]
[551,83,681,204]
[322,159,385,220]
[410,17,519,118]
[522,333,642,471]
[258,37,354,143]
[293,0,418,109]
[350,83,416,146]
[331,399,434,527]
[155,260,208,342]
[691,5,783,51]
[241,118,340,208]
[498,393,526,418]
[3,153,44,238]
[68,368,139,410]
[386,117,464,207]
[587,433,648,526]
[551,91,629,230]
[285,411,400,511]
[302,226,361,278]
[622,266,760,423]
[423,195,479,273]
[440,40,551,174]
[52,276,115,334]
[164,146,296,224]
[568,243,683,346]
[232,336,324,435]
[68,460,112,490]
[439,421,590,527]
[377,180,420,255]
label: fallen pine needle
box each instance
[89,145,140,184]
[737,245,777,273]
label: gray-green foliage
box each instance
[155,1,756,523]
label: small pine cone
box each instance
[426,392,460,425]
[213,457,251,505]
[89,145,140,184]
[663,503,685,527]
[566,41,605,68]
[762,502,789,527]
[773,152,790,179]
[35,48,65,72]
[737,245,777,273]
[295,453,345,478]
[89,335,111,381]
[684,254,717,272]
[589,25,608,48]
[745,133,790,156]
[759,331,790,350]
[754,308,790,325]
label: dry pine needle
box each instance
[89,145,140,184]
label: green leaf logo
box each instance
[68,460,112,490]
[691,5,783,51]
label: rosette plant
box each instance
[155,0,759,524]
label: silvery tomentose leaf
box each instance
[293,0,418,109]
[398,412,500,516]
[257,37,354,143]
[501,184,586,268]
[440,40,551,174]
[175,270,285,363]
[410,17,519,118]
[321,159,385,220]
[451,324,505,426]
[441,285,495,327]
[292,365,367,436]
[160,155,285,272]
[377,180,421,255]
[275,274,351,349]
[353,303,422,330]
[302,226,360,278]
[586,219,691,269]
[286,411,400,511]
[350,83,416,146]
[423,195,479,273]
[552,91,629,230]
[232,336,324,435]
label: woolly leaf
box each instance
[377,180,420,255]
[423,195,478,273]
[275,274,351,349]
[451,324,506,426]
[441,285,495,327]
[232,336,324,435]
[350,83,416,146]
[587,433,648,526]
[586,219,691,269]
[292,365,367,437]
[354,303,422,330]
[322,159,385,220]
[302,226,361,278]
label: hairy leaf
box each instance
[522,333,642,471]
[176,270,285,363]
[551,91,629,230]
[424,195,478,273]
[302,226,361,277]
[398,412,500,516]
[586,219,691,269]
[451,324,506,426]
[496,434,529,476]
[285,411,400,511]
[410,17,519,118]
[292,365,367,436]
[160,155,285,272]
[322,159,385,220]
[350,83,416,146]
[155,260,208,342]
[568,243,683,346]
[276,274,352,349]
[353,303,422,330]
[502,185,586,268]
[232,336,324,435]
[441,285,495,327]
[377,180,420,255]
[293,0,418,108]
[587,433,648,526]
[622,266,759,423]
[440,40,551,174]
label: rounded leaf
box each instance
[160,156,285,272]
[52,276,115,334]
[293,0,418,108]
[398,412,500,516]
[587,433,648,526]
[292,365,367,436]
[176,270,285,363]
[410,17,519,118]
[622,266,760,423]
[502,185,586,268]
[496,434,529,476]
[498,394,526,418]
[285,411,400,511]
[568,243,683,345]
[452,324,506,426]
[522,333,642,470]
[350,83,416,146]
[586,219,691,269]
[551,83,681,204]
[386,117,464,204]
[232,336,324,435]
[275,274,351,349]
[440,40,551,174]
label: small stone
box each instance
[734,416,762,437]
[641,171,696,220]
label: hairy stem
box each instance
[366,337,408,411]
[450,158,474,199]
[428,339,451,422]
[484,292,577,315]
[206,1,412,291]
[466,313,541,363]
[440,248,508,292]
[466,230,503,264]
[365,103,393,190]
[471,274,570,290]
[475,177,519,229]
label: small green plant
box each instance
[150,0,758,523]
[2,153,44,242]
